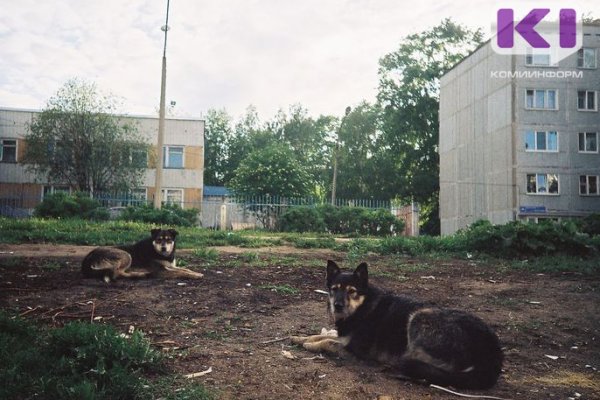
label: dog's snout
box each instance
[334,302,345,312]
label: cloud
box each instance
[1,0,597,120]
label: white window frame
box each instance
[579,175,599,196]
[0,139,17,162]
[525,130,559,152]
[525,89,558,110]
[161,188,184,207]
[577,48,597,69]
[163,145,184,169]
[578,132,598,153]
[577,90,598,111]
[526,173,560,195]
[128,188,147,206]
[525,52,551,67]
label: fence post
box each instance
[220,202,227,231]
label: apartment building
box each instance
[439,23,600,235]
[0,107,204,214]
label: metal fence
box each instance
[0,186,420,235]
[201,195,392,230]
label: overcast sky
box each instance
[0,0,597,121]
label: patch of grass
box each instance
[192,247,219,261]
[202,330,225,341]
[259,284,299,295]
[0,312,212,400]
[240,251,259,263]
[142,377,214,400]
[290,237,337,249]
[511,255,600,275]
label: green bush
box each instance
[579,213,600,236]
[119,203,199,226]
[34,192,109,221]
[277,206,326,233]
[279,205,404,236]
[457,219,595,258]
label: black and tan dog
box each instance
[292,261,503,390]
[81,228,203,282]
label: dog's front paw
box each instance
[190,272,204,279]
[290,335,309,345]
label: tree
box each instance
[229,143,314,199]
[24,78,148,194]
[333,102,380,200]
[270,104,336,197]
[376,19,484,233]
[204,108,234,186]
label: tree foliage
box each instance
[23,78,149,194]
[204,108,233,186]
[201,19,483,234]
[376,19,484,233]
[229,143,313,198]
[333,102,380,199]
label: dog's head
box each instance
[151,228,178,257]
[326,260,368,322]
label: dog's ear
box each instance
[150,228,161,238]
[354,262,368,289]
[168,229,178,238]
[326,260,341,288]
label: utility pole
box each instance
[331,106,351,206]
[153,0,170,209]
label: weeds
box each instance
[192,247,220,261]
[0,313,212,400]
[259,284,299,295]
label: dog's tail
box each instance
[398,356,502,390]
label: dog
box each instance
[81,228,203,282]
[291,260,503,390]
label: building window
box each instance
[525,53,551,66]
[164,146,184,169]
[128,188,147,206]
[579,132,598,153]
[0,139,17,162]
[526,173,559,195]
[42,185,71,199]
[525,131,558,152]
[577,90,597,111]
[577,48,597,69]
[162,188,184,207]
[526,89,557,110]
[580,175,599,196]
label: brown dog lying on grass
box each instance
[81,228,203,282]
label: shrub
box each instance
[579,213,600,236]
[34,192,109,221]
[278,206,326,233]
[310,205,404,236]
[457,219,595,258]
[119,203,199,226]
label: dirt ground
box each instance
[1,244,599,400]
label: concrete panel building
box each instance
[0,107,204,213]
[439,23,600,235]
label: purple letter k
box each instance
[497,8,550,48]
